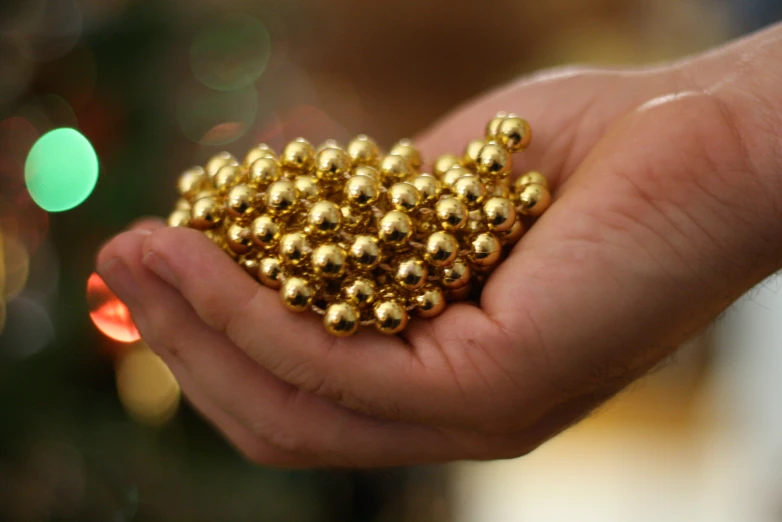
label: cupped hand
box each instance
[97,27,782,467]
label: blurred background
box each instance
[1,0,782,520]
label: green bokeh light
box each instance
[25,128,99,212]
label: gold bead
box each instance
[347,135,380,166]
[463,138,485,167]
[251,215,282,250]
[265,179,298,215]
[349,235,381,270]
[373,300,408,334]
[281,138,315,172]
[307,200,342,236]
[323,302,359,336]
[387,182,421,212]
[485,112,508,140]
[340,205,370,233]
[389,139,422,170]
[476,142,512,179]
[517,183,551,217]
[469,232,501,266]
[226,184,256,219]
[514,171,549,191]
[483,197,516,232]
[192,189,217,203]
[226,223,254,255]
[433,154,462,177]
[248,157,280,188]
[177,166,207,197]
[395,256,428,290]
[425,231,458,267]
[206,151,238,179]
[378,210,413,246]
[190,196,223,230]
[441,257,471,288]
[435,197,468,231]
[317,139,342,154]
[214,164,243,193]
[344,174,379,209]
[175,199,191,211]
[244,144,276,167]
[441,165,471,188]
[445,283,472,302]
[411,174,441,204]
[280,277,315,312]
[414,285,446,318]
[487,181,511,199]
[453,175,487,208]
[353,165,380,181]
[497,117,532,152]
[499,217,525,245]
[342,277,376,306]
[293,175,320,202]
[379,154,413,185]
[279,232,311,266]
[238,255,260,278]
[167,209,190,227]
[466,215,486,235]
[315,146,351,183]
[311,243,347,279]
[258,256,284,288]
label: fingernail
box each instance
[143,251,178,288]
[98,259,141,306]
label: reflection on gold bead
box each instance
[463,138,485,167]
[167,209,190,227]
[485,112,508,140]
[343,277,376,306]
[324,302,359,336]
[483,197,516,232]
[349,235,381,270]
[344,174,379,209]
[226,184,256,219]
[518,183,551,217]
[387,182,421,212]
[347,135,380,166]
[389,139,422,170]
[435,197,468,231]
[379,154,413,185]
[281,277,314,312]
[497,117,531,152]
[307,201,342,236]
[476,142,512,179]
[190,196,223,230]
[244,144,276,167]
[374,300,408,334]
[499,217,525,245]
[311,244,347,279]
[441,257,471,288]
[353,165,379,181]
[378,210,413,246]
[415,285,446,318]
[441,165,471,188]
[453,175,486,208]
[317,139,341,154]
[514,171,549,191]
[177,166,206,197]
[316,147,351,183]
[248,157,280,188]
[487,181,511,199]
[238,255,260,278]
[411,174,441,204]
[251,215,282,249]
[281,138,315,172]
[340,205,370,234]
[433,154,462,177]
[206,151,238,179]
[226,223,254,255]
[294,175,320,202]
[279,232,311,266]
[469,232,501,266]
[214,164,243,193]
[265,179,297,215]
[395,256,428,290]
[258,256,284,288]
[425,231,458,267]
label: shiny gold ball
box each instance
[414,286,446,318]
[311,243,347,279]
[293,175,320,202]
[340,205,370,234]
[317,139,342,154]
[226,223,254,255]
[387,182,421,212]
[280,277,315,312]
[206,151,238,179]
[244,144,276,167]
[279,232,311,266]
[347,135,380,166]
[281,138,315,172]
[411,174,441,204]
[469,232,502,266]
[463,138,485,167]
[485,112,508,140]
[265,179,297,215]
[226,184,256,219]
[373,300,408,334]
[425,231,458,267]
[518,183,551,217]
[175,199,191,211]
[514,171,549,191]
[190,196,223,230]
[499,217,525,245]
[177,166,206,197]
[342,277,376,306]
[441,257,471,288]
[379,154,413,185]
[214,164,243,193]
[476,142,512,179]
[251,215,282,250]
[395,256,428,290]
[433,154,462,177]
[353,165,380,181]
[453,175,487,208]
[238,255,260,278]
[487,181,511,199]
[248,157,280,188]
[435,197,468,231]
[378,210,413,246]
[483,197,516,232]
[307,200,342,236]
[389,139,422,170]
[323,302,359,336]
[315,146,351,183]
[167,209,190,227]
[349,235,381,270]
[497,116,532,152]
[344,174,379,209]
[258,256,284,288]
[441,165,471,188]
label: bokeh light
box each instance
[0,295,54,359]
[87,272,140,343]
[17,0,83,62]
[1,233,30,301]
[189,13,271,91]
[25,128,99,212]
[116,343,180,427]
[176,82,257,146]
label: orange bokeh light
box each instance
[87,272,140,343]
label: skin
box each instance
[98,23,782,467]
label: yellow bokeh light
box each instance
[1,232,30,301]
[116,343,180,427]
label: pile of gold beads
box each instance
[167,113,551,336]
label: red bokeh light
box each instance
[87,272,140,343]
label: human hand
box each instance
[97,24,782,467]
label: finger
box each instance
[129,217,166,232]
